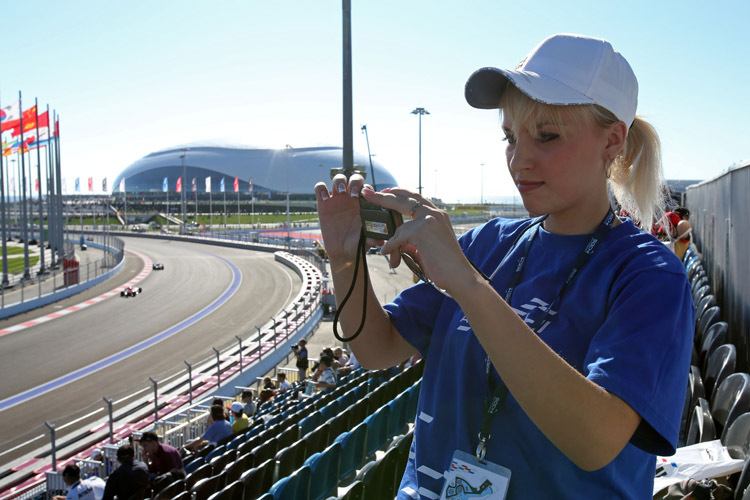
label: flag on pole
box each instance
[176,177,182,193]
[119,178,125,193]
[205,176,211,192]
[0,100,20,132]
[88,177,93,192]
[233,177,239,193]
[162,177,168,192]
[191,177,196,192]
[14,105,37,136]
[102,178,108,192]
[249,178,253,193]
[75,177,80,193]
[220,178,225,193]
[35,179,39,192]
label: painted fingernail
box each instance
[320,191,329,200]
[350,185,360,197]
[337,183,346,193]
[362,187,373,195]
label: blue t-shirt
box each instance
[202,419,233,445]
[385,218,694,500]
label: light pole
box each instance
[179,148,189,234]
[284,145,292,248]
[411,107,430,195]
[360,125,377,190]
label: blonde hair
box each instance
[500,85,666,228]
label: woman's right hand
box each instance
[314,173,367,263]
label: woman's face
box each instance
[502,110,612,231]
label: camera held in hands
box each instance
[359,196,403,240]
[291,344,299,352]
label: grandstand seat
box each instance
[299,410,322,437]
[692,283,710,308]
[686,398,716,445]
[335,421,368,483]
[227,433,248,451]
[302,421,330,456]
[304,441,342,500]
[223,452,253,487]
[327,408,353,443]
[205,445,227,464]
[349,395,370,429]
[711,373,750,440]
[172,492,191,500]
[268,464,311,500]
[207,480,244,500]
[695,295,717,328]
[722,412,750,460]
[186,463,213,490]
[704,344,737,401]
[393,430,414,478]
[680,366,706,446]
[387,392,409,439]
[690,267,706,287]
[211,448,238,475]
[185,456,207,475]
[369,385,388,410]
[153,479,186,500]
[319,399,340,423]
[696,306,720,346]
[355,445,400,500]
[276,424,300,450]
[273,439,307,483]
[364,404,391,459]
[191,475,222,500]
[735,454,750,500]
[250,437,279,467]
[699,322,729,372]
[337,480,366,500]
[240,458,274,500]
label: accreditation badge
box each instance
[439,450,511,499]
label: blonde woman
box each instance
[315,34,693,498]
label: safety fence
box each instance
[686,160,750,372]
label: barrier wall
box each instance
[686,161,750,371]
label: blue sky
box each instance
[1,1,748,202]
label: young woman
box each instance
[315,34,693,499]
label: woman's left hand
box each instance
[362,187,478,296]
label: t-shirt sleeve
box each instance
[585,267,694,456]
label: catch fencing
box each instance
[686,161,750,371]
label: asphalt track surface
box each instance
[0,237,301,464]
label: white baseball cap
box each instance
[465,33,638,127]
[230,401,244,414]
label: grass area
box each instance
[5,247,25,255]
[4,255,40,275]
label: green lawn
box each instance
[4,255,40,275]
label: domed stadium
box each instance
[112,143,399,198]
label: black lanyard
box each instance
[476,209,616,460]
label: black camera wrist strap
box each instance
[332,228,370,343]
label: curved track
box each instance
[0,237,301,463]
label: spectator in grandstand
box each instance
[337,350,360,377]
[673,207,692,260]
[313,356,337,392]
[211,398,230,421]
[230,401,250,433]
[262,376,276,390]
[241,389,257,417]
[101,445,149,500]
[258,387,275,406]
[292,338,309,380]
[52,464,104,500]
[183,405,234,451]
[333,347,349,366]
[277,372,292,392]
[315,33,693,499]
[138,431,185,485]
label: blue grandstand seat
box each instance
[304,441,342,500]
[387,392,409,439]
[184,456,206,475]
[406,381,421,423]
[335,421,368,483]
[326,408,352,443]
[696,306,720,346]
[268,464,311,500]
[364,404,390,459]
[227,433,247,451]
[240,458,274,499]
[185,463,212,490]
[299,410,322,437]
[276,424,300,450]
[273,438,307,483]
[704,344,737,401]
[251,437,279,467]
[210,448,237,475]
[338,480,366,500]
[355,445,400,499]
[711,373,750,441]
[699,322,728,372]
[302,421,330,456]
[319,399,340,423]
[205,444,226,463]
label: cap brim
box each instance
[465,67,596,109]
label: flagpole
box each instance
[222,178,226,230]
[34,98,46,274]
[208,178,212,232]
[45,105,56,268]
[53,112,65,264]
[19,92,30,279]
[236,180,240,229]
[0,92,9,286]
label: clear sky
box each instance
[1,0,748,203]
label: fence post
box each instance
[44,421,56,472]
[235,336,243,372]
[213,347,221,387]
[255,326,262,359]
[103,397,114,444]
[270,317,277,349]
[184,361,193,405]
[285,313,290,339]
[149,377,158,423]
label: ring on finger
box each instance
[409,200,424,218]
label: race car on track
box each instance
[152,263,164,270]
[120,286,143,297]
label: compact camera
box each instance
[359,196,403,240]
[291,344,299,351]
